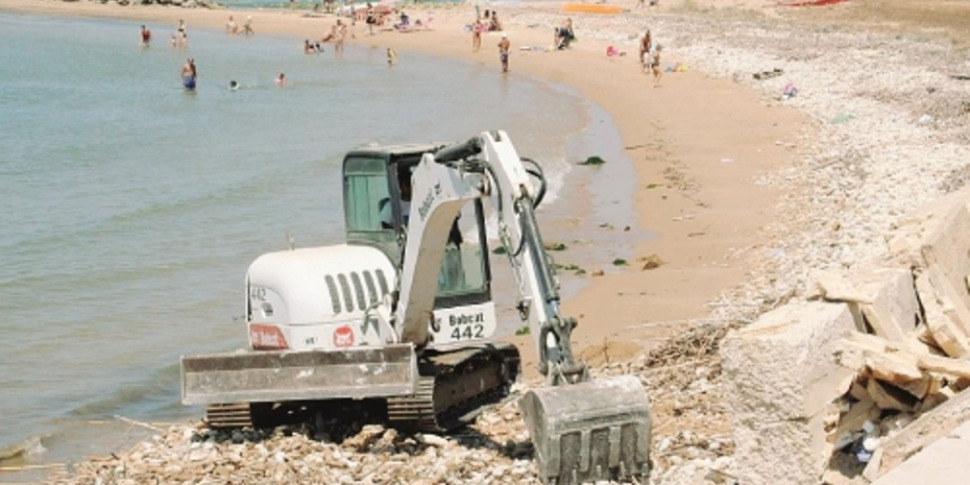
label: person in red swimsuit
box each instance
[140,25,152,47]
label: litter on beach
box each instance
[753,68,783,80]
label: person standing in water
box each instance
[181,58,197,90]
[497,34,510,73]
[140,25,152,47]
[176,19,188,48]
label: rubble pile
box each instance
[45,322,735,485]
[811,191,970,484]
[46,419,539,485]
[718,188,970,485]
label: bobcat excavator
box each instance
[180,130,651,484]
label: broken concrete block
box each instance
[832,332,931,398]
[916,270,970,358]
[732,403,839,485]
[866,352,930,399]
[926,263,970,337]
[721,301,857,420]
[831,396,879,450]
[866,378,917,412]
[868,420,970,485]
[917,353,970,380]
[862,387,970,481]
[810,270,870,303]
[810,268,922,347]
[886,187,970,276]
[919,209,970,311]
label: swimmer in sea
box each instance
[229,80,240,91]
[140,25,152,47]
[182,57,197,89]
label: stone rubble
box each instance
[46,322,732,485]
[45,4,970,485]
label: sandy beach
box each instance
[3,0,970,483]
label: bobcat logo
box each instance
[332,325,355,348]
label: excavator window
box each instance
[343,155,396,246]
[343,149,491,307]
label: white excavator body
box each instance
[180,131,652,484]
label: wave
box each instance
[0,435,47,464]
[66,362,186,422]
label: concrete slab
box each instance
[721,301,857,419]
[870,420,970,485]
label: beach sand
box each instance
[4,0,970,482]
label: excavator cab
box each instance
[342,145,498,345]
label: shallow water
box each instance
[0,10,639,476]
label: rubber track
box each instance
[388,344,521,432]
[204,344,521,432]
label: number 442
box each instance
[451,324,484,340]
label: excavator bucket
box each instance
[181,343,418,406]
[519,375,652,485]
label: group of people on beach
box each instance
[468,8,510,72]
[319,19,349,53]
[470,8,502,48]
[225,14,254,36]
[158,5,663,91]
[171,19,188,48]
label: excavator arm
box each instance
[394,131,652,484]
[396,131,584,382]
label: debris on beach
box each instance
[639,254,663,270]
[579,155,606,166]
[753,68,783,80]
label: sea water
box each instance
[0,10,635,475]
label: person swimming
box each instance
[229,80,239,91]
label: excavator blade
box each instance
[519,375,652,485]
[181,343,418,406]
